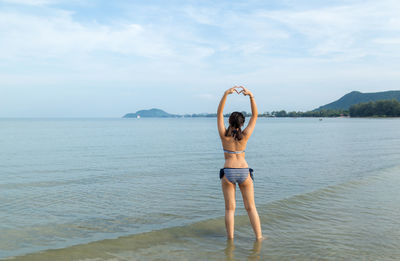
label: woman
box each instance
[217,86,263,240]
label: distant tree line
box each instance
[184,110,348,118]
[349,99,400,117]
[182,99,400,118]
[266,109,349,117]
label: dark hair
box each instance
[225,111,245,141]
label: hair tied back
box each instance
[225,112,245,141]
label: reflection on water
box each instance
[224,239,235,260]
[249,240,263,261]
[224,239,263,261]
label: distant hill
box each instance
[123,108,178,118]
[316,90,400,110]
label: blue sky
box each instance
[1,0,399,117]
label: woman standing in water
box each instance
[217,86,263,240]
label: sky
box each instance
[0,0,400,117]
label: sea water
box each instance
[0,118,399,260]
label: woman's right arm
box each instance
[217,87,238,138]
[217,93,227,138]
[241,87,258,137]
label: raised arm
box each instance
[240,86,258,137]
[217,87,239,138]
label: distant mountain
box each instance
[316,90,400,110]
[123,108,178,118]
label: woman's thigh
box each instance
[221,176,236,207]
[238,175,255,208]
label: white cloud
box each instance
[180,0,400,61]
[256,0,400,58]
[0,11,174,60]
[4,0,398,65]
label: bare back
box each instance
[220,132,249,168]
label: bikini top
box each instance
[223,149,245,154]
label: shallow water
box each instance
[1,118,400,260]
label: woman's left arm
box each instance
[217,87,238,138]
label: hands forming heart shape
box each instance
[226,86,253,97]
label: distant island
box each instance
[123,108,178,118]
[316,90,400,110]
[123,90,400,118]
[123,108,236,118]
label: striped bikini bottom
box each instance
[219,168,254,185]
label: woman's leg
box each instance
[239,175,263,239]
[221,176,236,239]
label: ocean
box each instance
[1,117,399,260]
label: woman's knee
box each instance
[225,202,236,211]
[244,203,256,212]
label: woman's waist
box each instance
[223,158,248,168]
